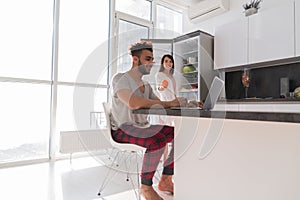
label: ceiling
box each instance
[168,0,204,7]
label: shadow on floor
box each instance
[61,165,139,200]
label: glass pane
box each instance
[117,20,149,72]
[0,83,50,163]
[0,0,53,80]
[56,86,107,153]
[116,0,151,20]
[156,5,183,38]
[58,0,109,84]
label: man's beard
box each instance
[137,60,150,75]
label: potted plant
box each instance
[243,0,262,16]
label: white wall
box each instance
[183,0,291,35]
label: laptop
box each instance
[171,76,224,111]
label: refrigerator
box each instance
[143,30,217,101]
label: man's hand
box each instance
[178,97,188,107]
[187,100,203,108]
[167,97,187,108]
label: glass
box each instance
[56,86,107,154]
[58,0,109,84]
[156,4,183,38]
[289,92,295,98]
[116,0,151,21]
[117,20,149,72]
[241,69,251,98]
[0,82,50,163]
[0,0,53,80]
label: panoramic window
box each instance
[117,20,150,72]
[156,4,183,38]
[56,0,109,154]
[0,0,53,80]
[0,0,110,164]
[0,0,183,164]
[0,0,53,163]
[115,0,151,21]
[58,0,109,84]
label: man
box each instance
[110,40,186,200]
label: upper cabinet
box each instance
[214,1,296,69]
[214,18,248,69]
[296,0,300,56]
[248,1,295,63]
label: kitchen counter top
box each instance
[218,97,300,104]
[132,108,300,123]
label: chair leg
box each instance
[123,151,142,200]
[123,152,130,181]
[98,150,143,200]
[97,151,121,196]
[136,152,141,200]
[129,152,141,200]
[106,147,117,162]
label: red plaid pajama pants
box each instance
[112,124,174,186]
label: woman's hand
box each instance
[158,80,168,91]
[158,86,165,91]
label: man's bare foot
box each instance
[158,174,174,194]
[141,184,164,200]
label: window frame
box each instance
[110,10,154,77]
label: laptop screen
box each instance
[170,76,224,110]
[202,76,224,110]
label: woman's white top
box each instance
[155,72,176,101]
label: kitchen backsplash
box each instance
[225,62,300,99]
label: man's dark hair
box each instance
[128,40,153,57]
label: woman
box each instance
[155,54,202,108]
[155,54,177,101]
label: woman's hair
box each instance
[159,54,174,75]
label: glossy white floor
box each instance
[0,153,173,200]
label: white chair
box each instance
[97,102,146,199]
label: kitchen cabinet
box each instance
[248,1,295,63]
[296,0,300,56]
[214,1,295,69]
[214,18,248,69]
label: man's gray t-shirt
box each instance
[111,72,157,130]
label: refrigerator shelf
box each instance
[178,89,198,93]
[181,81,198,85]
[183,50,198,56]
[183,62,198,65]
[182,71,198,77]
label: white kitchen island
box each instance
[173,116,300,200]
[133,108,300,200]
